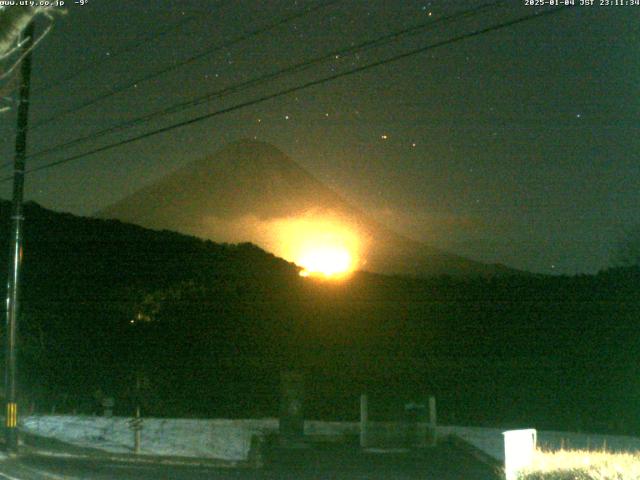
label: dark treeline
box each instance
[1,201,639,435]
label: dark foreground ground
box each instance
[0,441,501,480]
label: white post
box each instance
[360,394,368,448]
[428,396,437,446]
[503,429,537,480]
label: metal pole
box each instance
[5,21,35,453]
[359,394,368,448]
[428,396,437,447]
[134,406,141,454]
[134,373,141,453]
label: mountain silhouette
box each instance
[99,140,517,277]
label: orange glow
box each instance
[200,212,363,279]
[298,246,353,278]
[270,215,360,279]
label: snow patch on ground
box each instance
[21,416,640,463]
[21,416,359,461]
[22,416,278,461]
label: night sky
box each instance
[0,0,637,275]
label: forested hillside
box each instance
[1,201,638,435]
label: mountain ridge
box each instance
[98,139,521,277]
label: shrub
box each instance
[517,449,640,480]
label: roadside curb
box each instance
[18,429,250,469]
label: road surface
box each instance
[0,442,501,479]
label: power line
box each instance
[29,0,340,131]
[14,5,567,178]
[3,6,569,182]
[34,9,208,95]
[22,1,504,164]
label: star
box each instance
[381,134,388,140]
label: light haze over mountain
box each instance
[99,140,517,277]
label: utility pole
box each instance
[4,20,35,453]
